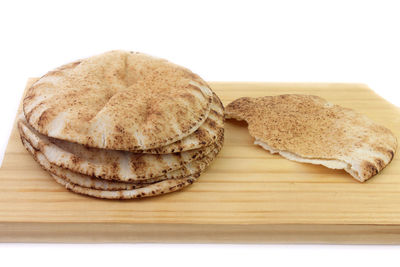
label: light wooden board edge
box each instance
[1,223,400,244]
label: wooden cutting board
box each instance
[0,80,399,244]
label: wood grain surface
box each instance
[0,80,399,243]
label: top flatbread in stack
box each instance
[24,51,214,151]
[19,50,224,199]
[225,94,397,182]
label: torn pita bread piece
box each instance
[225,94,397,182]
[23,50,213,151]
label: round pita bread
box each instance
[138,93,224,154]
[51,173,196,200]
[23,50,213,151]
[19,117,223,182]
[21,136,221,190]
[225,94,397,182]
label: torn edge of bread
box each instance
[254,140,365,182]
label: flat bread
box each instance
[23,50,213,151]
[138,93,224,154]
[51,173,196,200]
[225,94,397,182]
[19,117,222,182]
[21,136,221,190]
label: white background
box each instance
[1,0,399,266]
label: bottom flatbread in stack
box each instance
[50,174,197,200]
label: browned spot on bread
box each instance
[194,128,207,139]
[389,150,395,159]
[111,161,120,174]
[114,125,125,133]
[24,91,36,100]
[130,156,147,172]
[374,158,385,171]
[180,93,196,104]
[207,119,217,129]
[71,155,81,165]
[210,109,220,116]
[37,108,55,129]
[361,161,379,179]
[370,146,395,160]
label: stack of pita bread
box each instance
[18,51,224,199]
